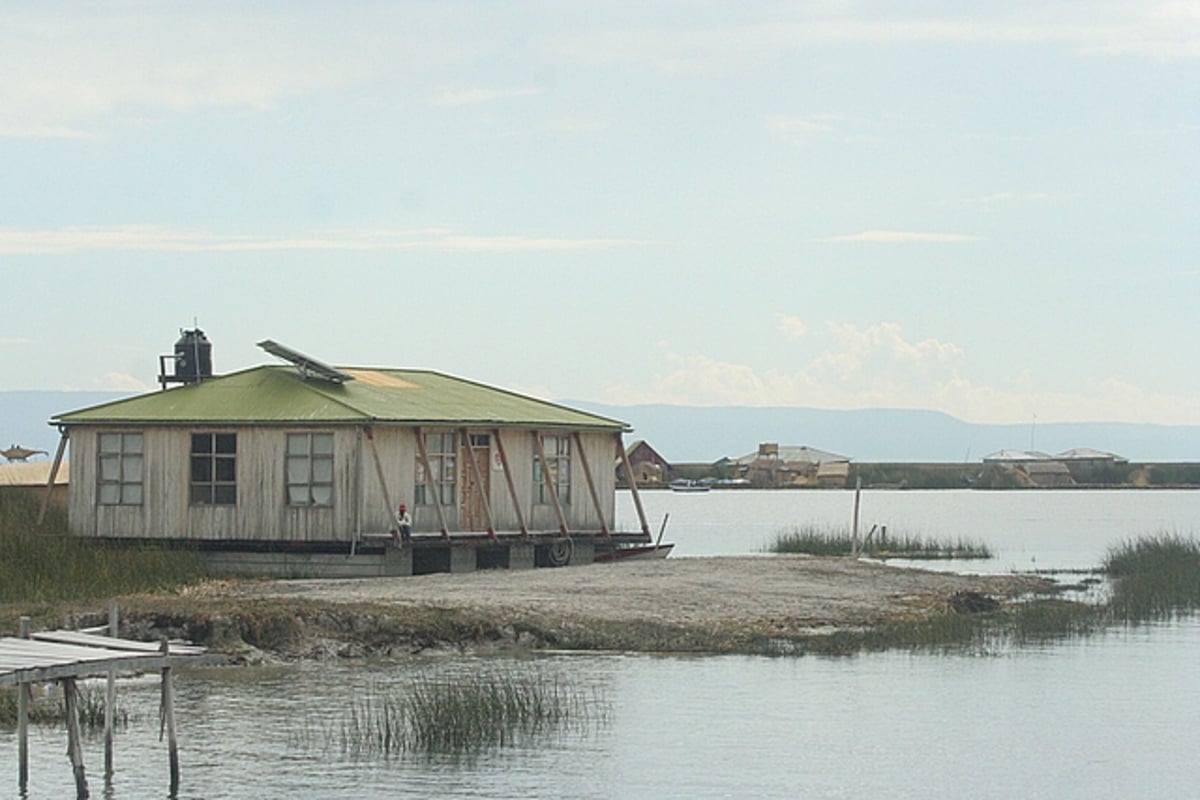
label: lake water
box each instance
[4,490,1199,799]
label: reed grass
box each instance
[0,488,208,604]
[330,674,605,757]
[1103,534,1200,622]
[0,682,128,731]
[769,523,992,560]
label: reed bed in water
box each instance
[1104,534,1200,621]
[332,675,606,757]
[0,488,208,604]
[0,682,129,730]
[769,523,992,560]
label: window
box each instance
[534,434,570,504]
[190,432,236,505]
[286,433,334,507]
[415,432,456,505]
[97,432,143,505]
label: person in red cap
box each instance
[395,503,412,545]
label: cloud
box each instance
[0,226,648,255]
[810,230,980,244]
[765,113,844,138]
[0,337,33,346]
[776,314,809,339]
[0,8,367,138]
[93,372,154,392]
[433,87,544,106]
[601,322,1200,425]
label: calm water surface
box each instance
[4,490,1199,799]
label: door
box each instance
[459,433,491,531]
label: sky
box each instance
[1,1,1197,426]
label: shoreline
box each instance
[61,556,1053,661]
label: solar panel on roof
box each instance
[257,339,355,384]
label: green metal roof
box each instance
[52,366,630,432]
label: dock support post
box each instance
[851,477,862,557]
[105,601,118,784]
[63,678,90,799]
[17,616,30,794]
[159,638,180,797]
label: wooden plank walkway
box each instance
[2,614,217,799]
[0,632,206,686]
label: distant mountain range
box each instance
[567,402,1200,464]
[3,391,1198,464]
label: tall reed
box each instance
[0,488,208,604]
[1104,534,1200,621]
[332,674,605,757]
[770,523,992,559]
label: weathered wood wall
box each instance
[68,425,618,541]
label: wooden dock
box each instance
[1,608,216,798]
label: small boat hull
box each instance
[595,543,675,562]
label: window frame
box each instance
[190,431,237,506]
[415,431,456,506]
[96,431,144,506]
[285,432,335,507]
[534,433,571,505]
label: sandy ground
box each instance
[223,556,1045,636]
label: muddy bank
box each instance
[29,557,1052,660]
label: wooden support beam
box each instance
[459,429,496,539]
[616,434,651,536]
[414,427,450,537]
[491,429,528,537]
[159,639,179,797]
[17,617,30,795]
[64,677,90,799]
[572,432,609,538]
[532,431,570,536]
[104,601,118,784]
[37,431,68,527]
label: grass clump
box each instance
[331,674,605,757]
[0,488,208,604]
[0,682,129,731]
[1104,534,1200,622]
[770,523,992,560]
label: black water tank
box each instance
[174,328,213,382]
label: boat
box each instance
[594,542,675,562]
[669,480,710,493]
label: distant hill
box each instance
[567,402,1200,464]
[5,391,1198,465]
[0,391,131,456]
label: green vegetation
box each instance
[1104,534,1200,621]
[769,523,993,560]
[0,488,208,605]
[328,674,606,756]
[0,682,129,730]
[783,534,1200,657]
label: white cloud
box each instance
[0,226,647,255]
[92,372,153,392]
[810,230,980,244]
[434,87,544,106]
[599,322,1200,425]
[0,337,32,346]
[776,314,809,339]
[765,113,844,138]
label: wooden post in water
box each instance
[851,477,862,557]
[159,638,180,796]
[105,601,118,784]
[63,678,90,799]
[17,617,30,794]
